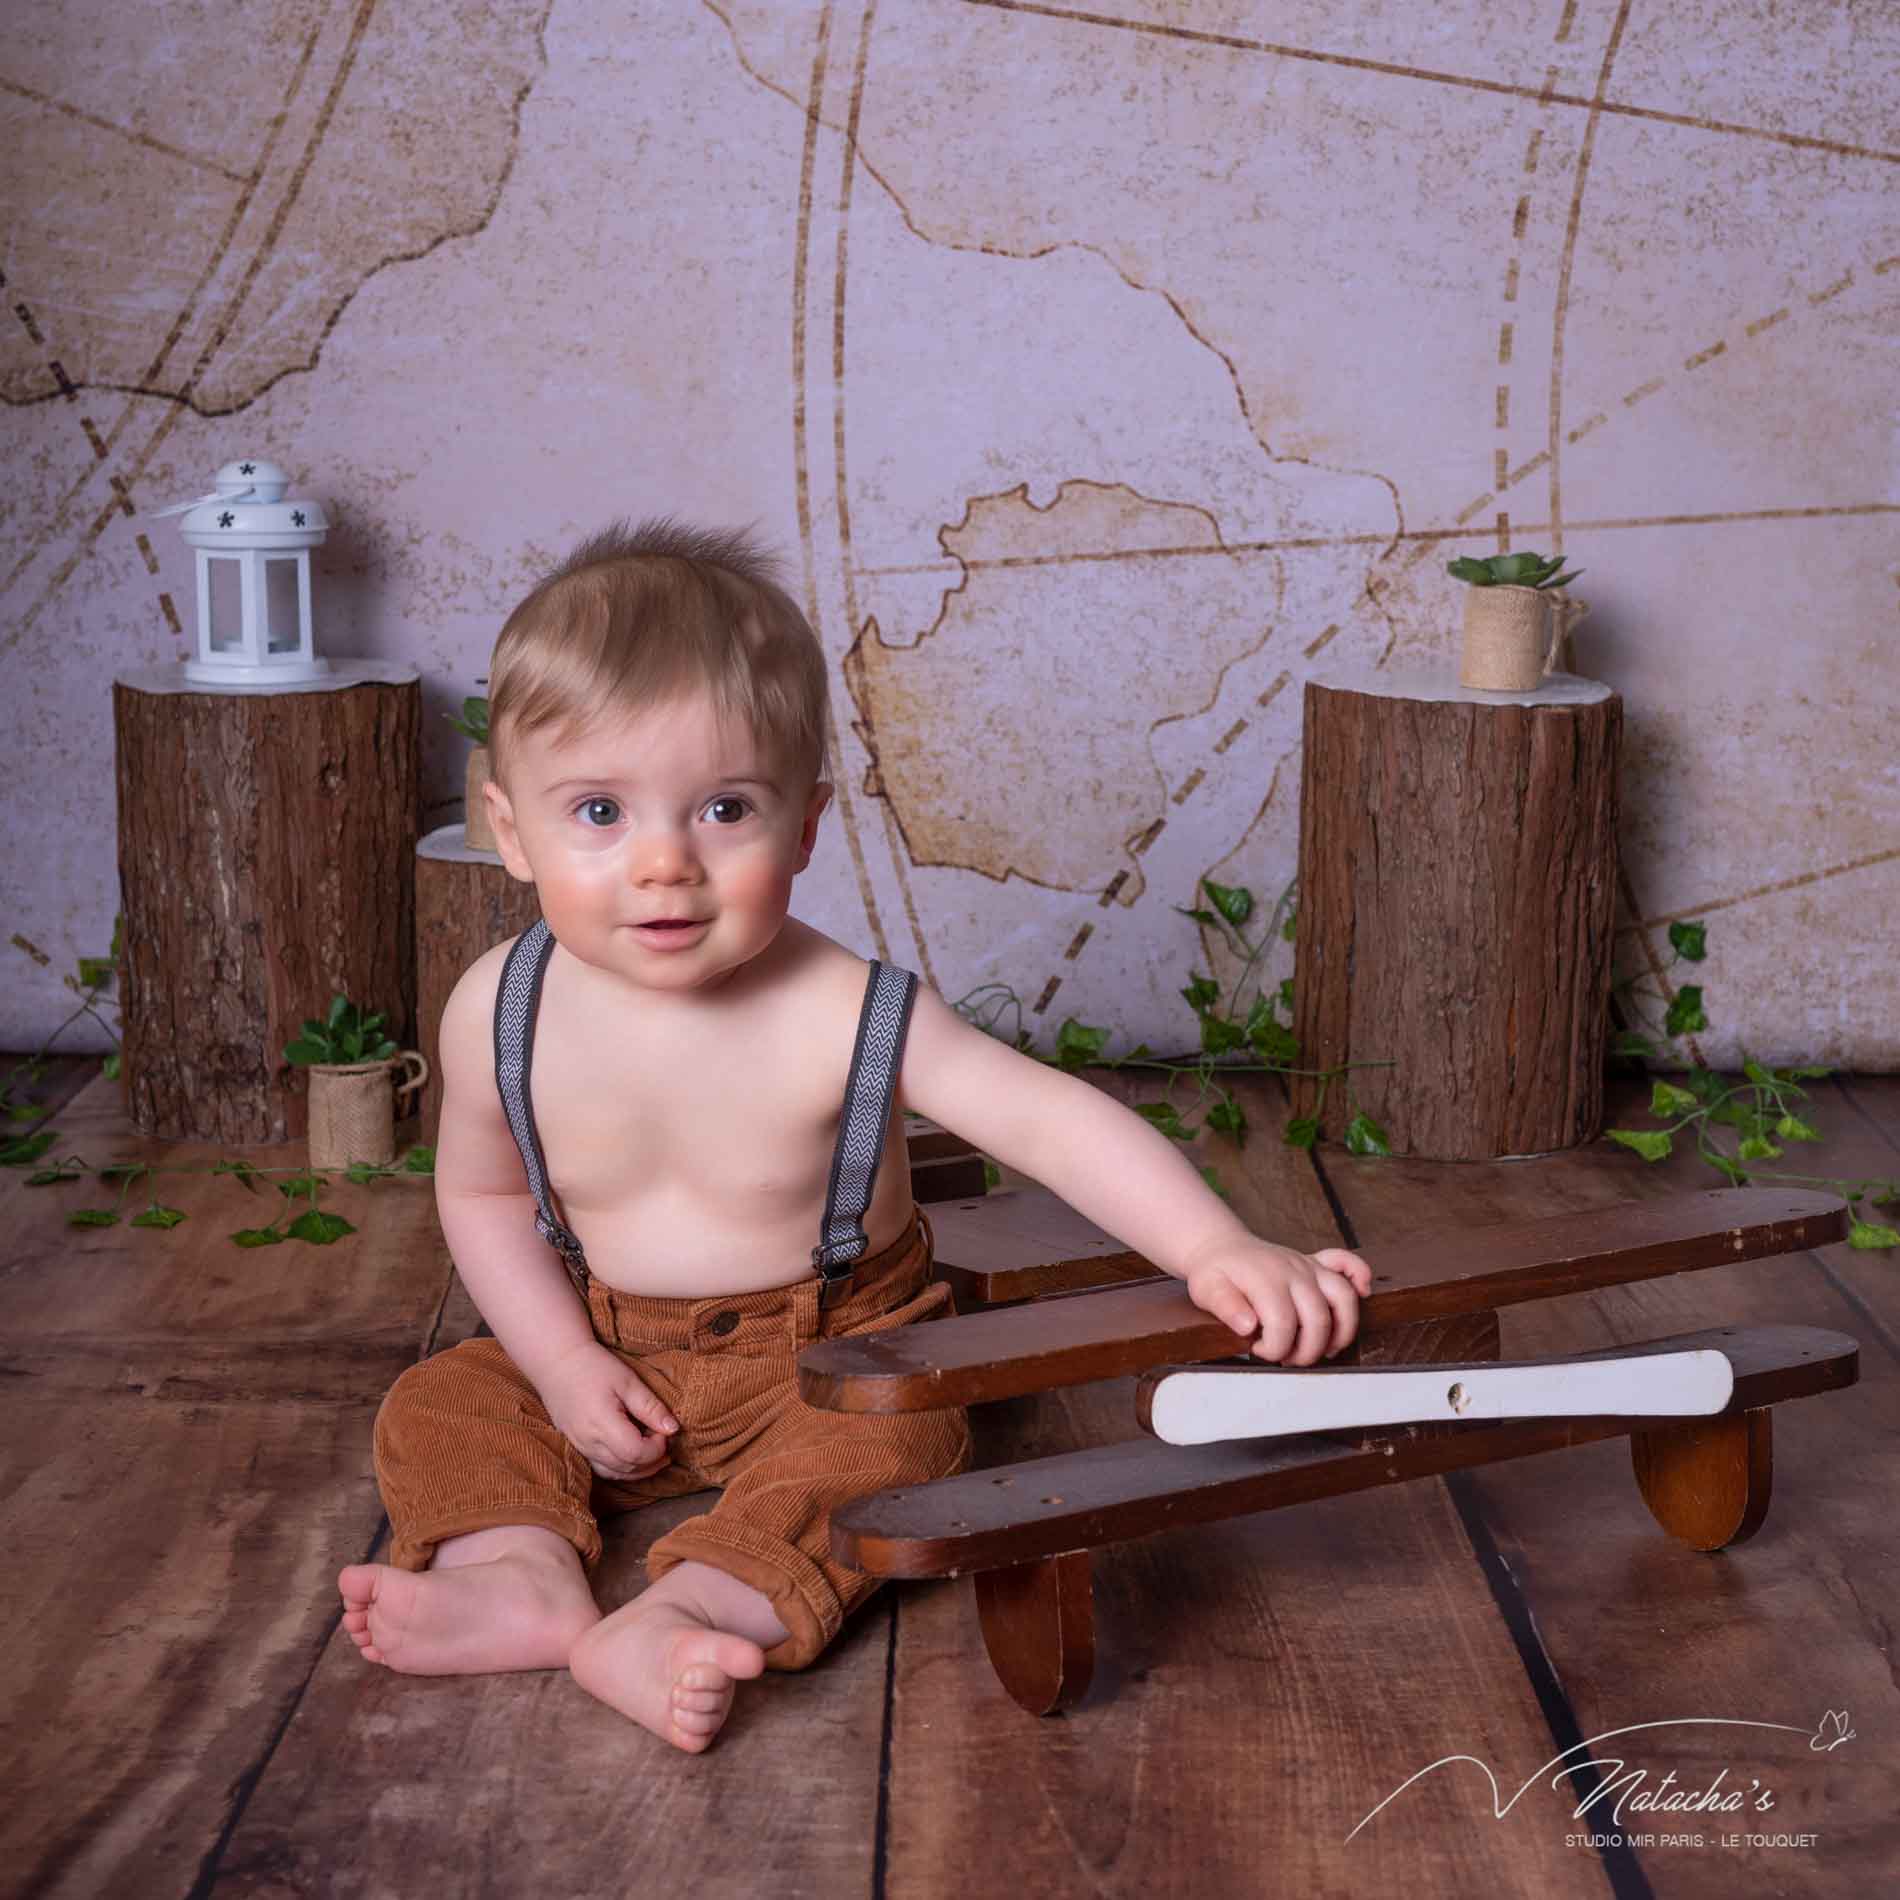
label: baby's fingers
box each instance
[615,1372,679,1438]
[1313,1247,1373,1295]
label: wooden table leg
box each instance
[1631,1407,1773,1551]
[973,1551,1094,1714]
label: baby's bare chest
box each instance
[526,992,857,1214]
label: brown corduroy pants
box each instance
[372,1207,971,1671]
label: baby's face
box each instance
[488,690,830,994]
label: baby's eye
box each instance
[575,797,621,828]
[703,795,751,825]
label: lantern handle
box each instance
[144,485,255,520]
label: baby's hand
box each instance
[1182,1238,1373,1366]
[536,1339,678,1481]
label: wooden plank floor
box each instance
[3,1065,1893,1897]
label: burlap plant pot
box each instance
[307,1051,429,1169]
[1459,584,1584,690]
[464,745,498,853]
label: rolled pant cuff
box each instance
[387,1501,603,1573]
[646,1518,847,1671]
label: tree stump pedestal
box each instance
[1290,667,1621,1160]
[416,824,540,1144]
[113,662,421,1144]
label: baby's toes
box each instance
[674,1681,727,1714]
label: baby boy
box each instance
[339,518,1371,1752]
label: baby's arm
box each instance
[897,985,1372,1364]
[434,950,677,1479]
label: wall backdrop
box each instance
[3,0,1895,1071]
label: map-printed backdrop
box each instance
[2,0,1895,1070]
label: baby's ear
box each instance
[486,781,535,884]
[794,779,834,869]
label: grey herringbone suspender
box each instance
[813,960,919,1306]
[493,919,590,1294]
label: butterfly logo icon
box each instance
[1809,1710,1855,1752]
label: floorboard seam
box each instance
[1444,1473,1655,1900]
[184,1516,391,1900]
[871,1590,898,1900]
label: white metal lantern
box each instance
[175,457,330,685]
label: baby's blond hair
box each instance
[488,518,830,787]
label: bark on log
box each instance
[1290,673,1621,1160]
[416,826,541,1144]
[114,672,421,1144]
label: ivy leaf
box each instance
[1343,1111,1390,1156]
[1847,1219,1900,1251]
[1175,907,1222,927]
[1200,1016,1246,1057]
[1785,1065,1832,1080]
[1683,1067,1727,1104]
[1737,1135,1782,1162]
[76,956,115,988]
[1667,920,1707,962]
[212,1158,262,1195]
[398,1142,434,1173]
[1250,1019,1300,1066]
[1773,1113,1820,1143]
[1202,880,1253,927]
[1649,1080,1700,1118]
[1280,909,1298,943]
[1206,1098,1248,1140]
[131,1203,187,1230]
[4,1101,46,1122]
[287,1209,355,1245]
[1276,977,1294,1011]
[1,1129,58,1166]
[1243,995,1274,1039]
[981,1160,1002,1192]
[26,1168,70,1186]
[1198,1165,1230,1201]
[1135,1101,1187,1140]
[1706,1151,1749,1186]
[231,1226,285,1248]
[1741,1057,1777,1088]
[1664,986,1708,1036]
[1053,1019,1109,1070]
[69,1208,120,1227]
[1610,1030,1658,1059]
[277,1173,329,1198]
[102,1051,122,1080]
[1180,974,1220,1014]
[345,1163,382,1185]
[98,1162,147,1185]
[1283,1115,1320,1150]
[1607,1127,1673,1161]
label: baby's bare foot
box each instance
[337,1551,597,1676]
[569,1595,767,1753]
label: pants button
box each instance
[707,1310,741,1337]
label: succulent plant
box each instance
[1447,550,1582,590]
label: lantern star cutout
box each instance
[239,462,256,475]
[218,511,235,528]
[292,510,306,527]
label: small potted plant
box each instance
[446,693,496,853]
[285,995,429,1169]
[1448,550,1585,691]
